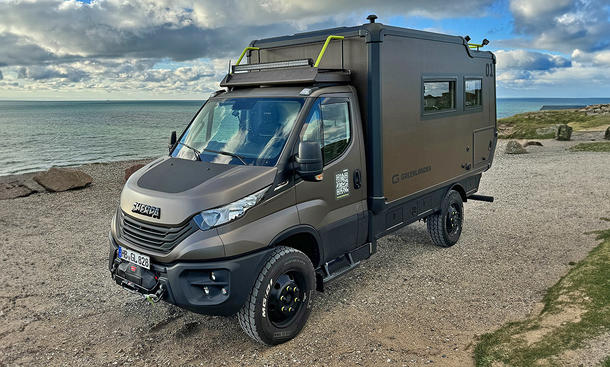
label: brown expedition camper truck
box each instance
[109,15,497,345]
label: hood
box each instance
[120,157,277,224]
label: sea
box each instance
[1,97,609,176]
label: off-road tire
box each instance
[237,246,316,345]
[427,190,464,247]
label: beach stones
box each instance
[33,167,93,192]
[555,124,573,141]
[505,140,527,154]
[524,141,543,147]
[124,163,146,182]
[0,181,35,200]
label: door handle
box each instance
[353,169,362,189]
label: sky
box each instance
[0,0,609,100]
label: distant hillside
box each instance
[498,104,610,139]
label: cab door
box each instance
[295,95,366,262]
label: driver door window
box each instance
[299,98,351,165]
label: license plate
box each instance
[118,246,150,270]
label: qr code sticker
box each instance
[335,169,350,199]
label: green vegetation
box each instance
[498,110,610,139]
[568,142,610,152]
[474,223,610,367]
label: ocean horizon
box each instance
[1,97,609,176]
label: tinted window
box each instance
[299,99,351,165]
[465,79,482,108]
[423,81,456,113]
[321,101,350,164]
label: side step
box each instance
[315,242,373,291]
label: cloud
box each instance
[0,70,3,80]
[572,49,610,66]
[496,50,571,71]
[0,0,495,66]
[508,0,610,53]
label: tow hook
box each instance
[143,285,166,304]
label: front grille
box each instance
[117,210,197,253]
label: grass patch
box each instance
[498,110,609,139]
[474,224,610,366]
[568,142,610,152]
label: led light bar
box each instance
[233,59,312,72]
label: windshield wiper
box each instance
[178,142,201,160]
[202,148,247,165]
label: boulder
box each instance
[555,124,573,141]
[505,140,527,154]
[605,126,610,140]
[124,164,146,182]
[524,141,543,147]
[0,181,35,200]
[33,167,93,192]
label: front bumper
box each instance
[108,233,273,316]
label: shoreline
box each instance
[0,156,157,182]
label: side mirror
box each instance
[169,131,177,153]
[295,141,323,181]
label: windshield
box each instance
[172,97,304,166]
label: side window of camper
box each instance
[321,100,351,164]
[423,80,456,113]
[465,78,483,109]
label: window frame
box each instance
[421,76,459,117]
[297,96,353,167]
[320,97,352,166]
[464,77,483,111]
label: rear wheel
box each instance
[238,246,315,345]
[426,190,464,247]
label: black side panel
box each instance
[137,158,233,193]
[319,213,359,261]
[370,174,482,240]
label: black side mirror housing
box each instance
[169,131,177,153]
[296,141,323,181]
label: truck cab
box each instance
[109,16,496,345]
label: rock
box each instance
[0,181,35,200]
[555,124,573,141]
[124,164,145,182]
[505,140,527,154]
[524,141,543,147]
[605,127,610,140]
[33,167,93,192]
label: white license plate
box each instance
[118,246,150,270]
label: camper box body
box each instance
[242,23,497,241]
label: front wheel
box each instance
[238,246,316,345]
[426,189,464,247]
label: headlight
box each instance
[193,187,268,231]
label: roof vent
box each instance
[367,14,377,23]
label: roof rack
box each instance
[231,35,345,74]
[221,35,349,87]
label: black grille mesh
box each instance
[117,211,197,253]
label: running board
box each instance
[315,242,373,291]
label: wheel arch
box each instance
[448,183,467,202]
[268,225,323,268]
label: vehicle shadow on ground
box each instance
[118,222,440,353]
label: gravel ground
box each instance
[1,139,609,366]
